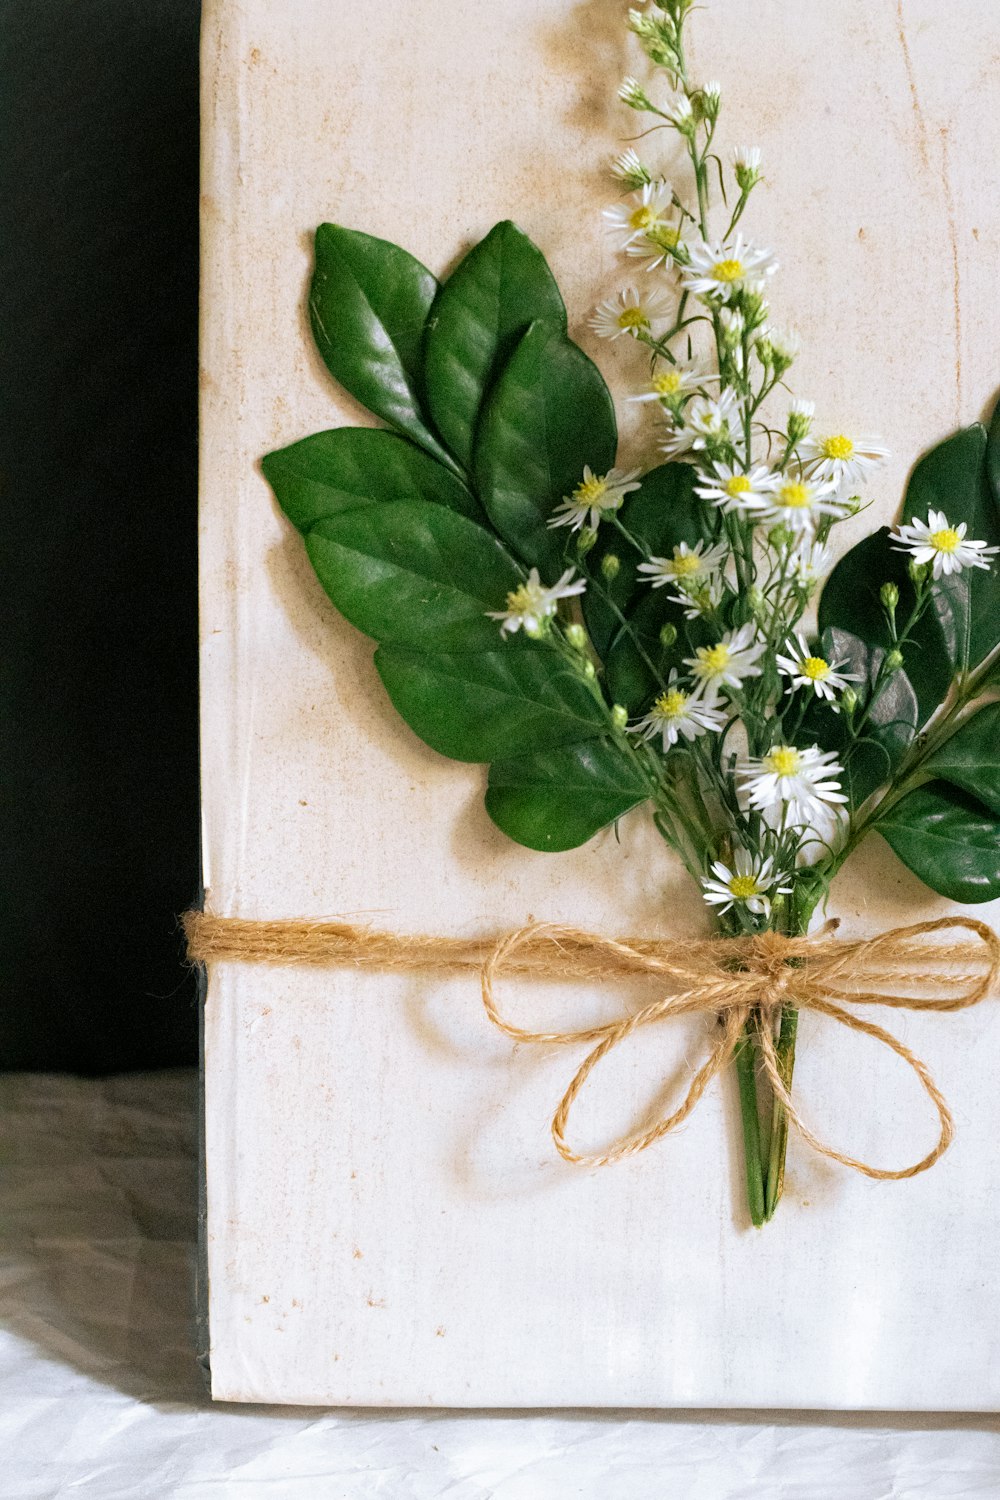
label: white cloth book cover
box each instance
[198,0,1000,1407]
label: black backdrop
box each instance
[1,0,202,1070]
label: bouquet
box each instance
[262,0,1000,1224]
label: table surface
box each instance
[3,1069,1000,1499]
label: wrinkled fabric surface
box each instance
[2,1070,999,1499]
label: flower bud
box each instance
[611,703,629,731]
[786,399,815,445]
[879,582,899,613]
[908,558,929,586]
[582,659,597,679]
[733,146,762,194]
[747,586,766,619]
[845,493,862,516]
[885,648,904,673]
[698,81,721,120]
[659,622,678,649]
[565,623,588,651]
[841,686,858,716]
[576,527,599,557]
[618,76,655,112]
[601,552,621,582]
[768,524,793,551]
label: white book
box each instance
[199,0,1000,1407]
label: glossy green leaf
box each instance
[424,221,567,469]
[903,424,1000,671]
[877,781,1000,903]
[474,321,617,578]
[262,427,480,533]
[374,642,607,762]
[309,225,455,470]
[921,701,1000,816]
[485,739,649,851]
[304,500,522,651]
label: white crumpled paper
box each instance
[1,1071,998,1497]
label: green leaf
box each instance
[904,424,1000,671]
[816,528,952,795]
[309,225,455,470]
[474,321,617,578]
[485,740,649,851]
[374,642,607,762]
[304,500,523,651]
[262,427,480,533]
[921,701,1000,816]
[423,221,567,470]
[877,781,1000,903]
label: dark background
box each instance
[1,0,202,1070]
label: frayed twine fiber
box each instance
[184,910,1000,1181]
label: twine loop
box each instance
[185,910,1000,1183]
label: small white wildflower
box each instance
[732,145,762,191]
[636,539,728,587]
[801,431,890,488]
[629,363,708,405]
[548,465,642,533]
[588,285,673,340]
[631,672,727,750]
[758,474,849,533]
[684,622,765,703]
[891,509,1000,579]
[695,461,776,514]
[775,633,861,706]
[609,147,650,190]
[662,389,739,458]
[666,94,695,132]
[785,398,815,444]
[602,179,674,252]
[487,567,586,637]
[790,538,832,588]
[619,76,652,111]
[702,849,791,919]
[741,743,848,822]
[667,574,725,620]
[757,325,800,373]
[681,233,778,302]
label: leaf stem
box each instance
[734,1016,766,1227]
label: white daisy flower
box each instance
[681,233,778,303]
[684,622,765,702]
[602,180,674,252]
[757,325,800,372]
[891,509,1000,579]
[667,575,725,621]
[625,221,687,272]
[662,389,739,458]
[548,465,642,533]
[740,743,848,822]
[702,849,791,919]
[801,431,890,488]
[775,633,861,706]
[618,76,652,111]
[758,474,849,533]
[629,363,708,405]
[636,539,728,588]
[487,567,586,637]
[609,147,649,189]
[631,672,727,751]
[789,538,832,588]
[666,94,695,131]
[733,145,762,177]
[588,285,673,341]
[696,461,776,514]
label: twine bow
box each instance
[184,911,1000,1182]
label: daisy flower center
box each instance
[929,526,961,554]
[505,582,544,614]
[821,434,854,460]
[652,370,683,396]
[618,306,649,331]
[711,257,744,283]
[655,689,688,720]
[802,656,830,681]
[573,473,610,507]
[724,475,752,497]
[630,205,657,231]
[701,643,731,672]
[648,224,681,250]
[727,874,761,901]
[765,746,801,776]
[671,551,702,578]
[779,482,811,509]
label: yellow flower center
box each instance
[727,873,760,901]
[700,643,731,673]
[648,224,681,250]
[573,474,609,507]
[655,689,688,720]
[802,656,830,681]
[652,370,683,396]
[929,527,961,554]
[505,582,544,614]
[724,475,752,497]
[618,306,649,330]
[630,205,657,230]
[821,434,854,461]
[765,746,801,776]
[711,257,744,283]
[779,482,812,510]
[671,551,702,578]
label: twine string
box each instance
[184,911,1000,1182]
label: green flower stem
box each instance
[763,1003,798,1221]
[734,1015,766,1228]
